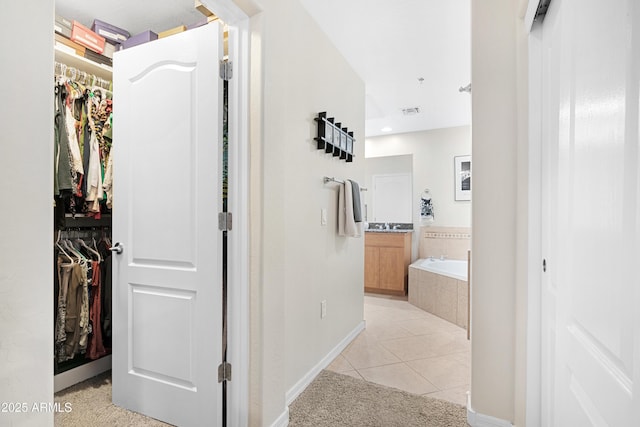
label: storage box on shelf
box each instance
[55,32,86,57]
[91,19,130,44]
[121,30,158,49]
[71,20,106,54]
[55,14,73,38]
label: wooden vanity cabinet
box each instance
[364,232,412,295]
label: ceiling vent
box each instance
[401,107,420,116]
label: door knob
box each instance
[109,242,124,255]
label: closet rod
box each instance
[55,61,112,90]
[323,176,368,191]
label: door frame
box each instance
[224,14,251,427]
[524,1,545,426]
[200,2,253,426]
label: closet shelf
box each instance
[55,45,112,81]
[63,214,112,229]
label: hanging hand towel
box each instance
[338,183,346,236]
[350,180,362,222]
[344,180,361,237]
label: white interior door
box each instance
[111,23,223,427]
[372,173,412,222]
[540,0,640,425]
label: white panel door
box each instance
[540,0,640,425]
[111,23,223,427]
[372,174,412,222]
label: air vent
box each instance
[401,107,420,116]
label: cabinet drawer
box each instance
[365,232,407,248]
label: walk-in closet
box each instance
[53,31,115,391]
[51,2,246,425]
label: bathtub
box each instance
[412,258,468,282]
[408,258,469,329]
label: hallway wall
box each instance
[0,3,54,426]
[249,0,366,424]
[470,0,529,425]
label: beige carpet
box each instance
[289,370,469,427]
[55,370,468,426]
[54,371,172,427]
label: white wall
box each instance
[470,0,525,424]
[249,0,365,425]
[0,3,54,427]
[365,126,472,229]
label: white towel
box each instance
[338,180,361,238]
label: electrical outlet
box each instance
[321,300,327,319]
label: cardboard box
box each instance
[54,14,73,38]
[186,15,218,30]
[84,50,113,67]
[102,41,119,59]
[91,19,130,44]
[195,0,215,17]
[71,20,105,54]
[121,30,158,50]
[158,25,187,39]
[54,33,86,57]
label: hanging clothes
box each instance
[55,255,73,362]
[85,131,104,215]
[65,103,84,176]
[54,84,75,195]
[87,260,107,360]
[61,261,85,361]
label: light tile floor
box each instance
[327,294,470,406]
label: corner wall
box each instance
[250,0,365,424]
[470,0,521,424]
[0,2,54,426]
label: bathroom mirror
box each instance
[363,155,413,223]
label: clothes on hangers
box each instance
[87,259,107,360]
[53,76,115,220]
[54,232,111,364]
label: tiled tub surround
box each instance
[409,260,469,329]
[418,226,471,260]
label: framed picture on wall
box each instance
[454,155,471,201]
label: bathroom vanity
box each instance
[364,230,412,296]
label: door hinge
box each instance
[219,60,233,80]
[218,212,233,231]
[218,362,232,382]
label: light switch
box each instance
[321,208,328,226]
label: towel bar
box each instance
[323,176,368,191]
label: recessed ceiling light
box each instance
[381,126,392,132]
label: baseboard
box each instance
[467,393,514,427]
[269,407,290,427]
[54,355,112,393]
[285,320,366,405]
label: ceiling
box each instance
[300,0,471,137]
[55,0,206,38]
[55,0,471,138]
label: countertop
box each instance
[365,229,413,233]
